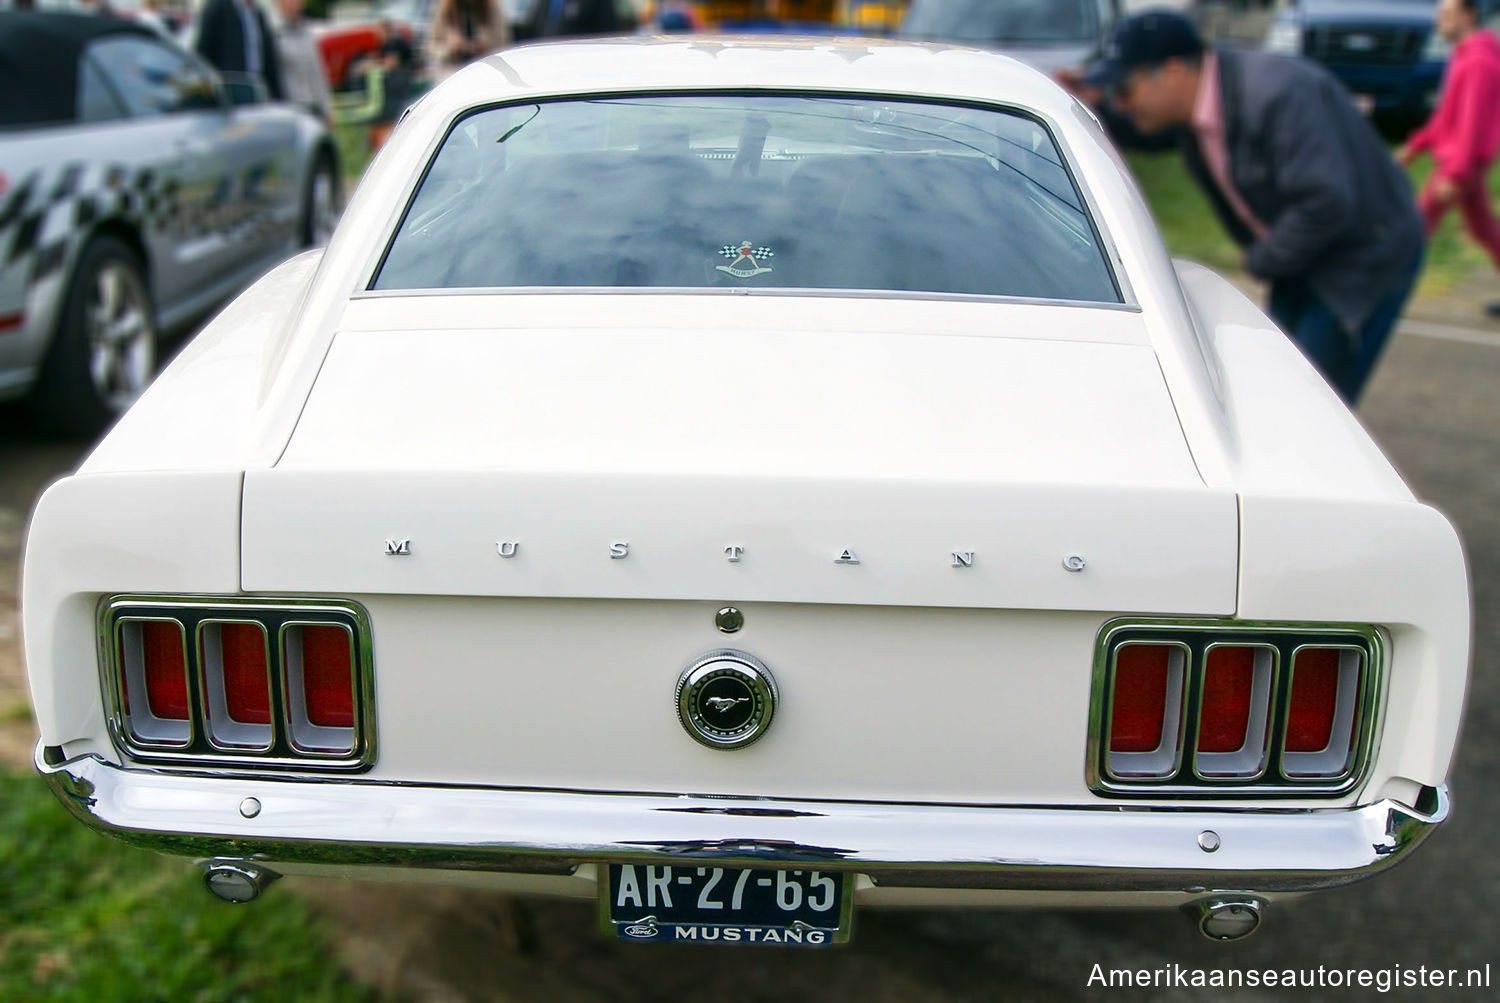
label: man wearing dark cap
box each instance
[1058,10,1423,404]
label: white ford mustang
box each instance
[24,36,1470,947]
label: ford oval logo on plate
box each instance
[676,649,778,750]
[623,923,660,938]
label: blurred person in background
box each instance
[426,0,508,81]
[354,17,418,147]
[274,0,330,119]
[196,0,285,99]
[1058,9,1423,405]
[133,0,172,34]
[372,15,418,73]
[1398,0,1500,316]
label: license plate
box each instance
[600,864,853,946]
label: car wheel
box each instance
[301,153,340,247]
[28,235,157,438]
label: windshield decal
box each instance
[716,241,775,279]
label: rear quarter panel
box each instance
[1174,260,1471,801]
[22,251,325,760]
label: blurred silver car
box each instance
[899,0,1120,76]
[0,11,338,435]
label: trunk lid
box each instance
[242,300,1236,614]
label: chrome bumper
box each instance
[39,751,1448,894]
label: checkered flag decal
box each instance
[2,162,174,285]
[720,244,775,259]
[1,159,284,289]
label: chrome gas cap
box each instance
[676,649,778,750]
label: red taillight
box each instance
[299,625,354,729]
[109,601,368,763]
[141,620,188,720]
[1110,644,1171,753]
[219,623,271,725]
[1286,648,1342,753]
[1198,646,1255,753]
[1097,627,1373,792]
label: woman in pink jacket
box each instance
[1399,0,1500,311]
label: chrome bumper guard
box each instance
[39,751,1449,894]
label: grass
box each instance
[1125,151,1241,272]
[334,121,376,187]
[1126,146,1500,298]
[0,770,375,1003]
[0,702,31,725]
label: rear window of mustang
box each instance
[372,94,1121,303]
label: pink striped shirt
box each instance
[1191,52,1269,241]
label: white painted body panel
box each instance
[1171,263,1470,793]
[22,472,243,764]
[20,37,1471,906]
[243,305,1237,614]
[242,472,1233,613]
[353,599,1108,802]
[79,249,324,476]
[281,306,1168,480]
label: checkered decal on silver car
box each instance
[0,160,284,287]
[1,162,172,284]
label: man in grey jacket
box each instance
[1059,11,1423,404]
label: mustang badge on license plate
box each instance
[601,864,853,946]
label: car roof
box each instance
[0,11,158,129]
[433,35,1078,120]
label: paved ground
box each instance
[2,282,1497,999]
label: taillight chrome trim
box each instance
[1087,619,1384,799]
[114,616,194,749]
[98,596,375,772]
[197,619,275,753]
[1101,640,1190,780]
[279,621,359,757]
[1280,643,1368,782]
[1191,642,1278,782]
